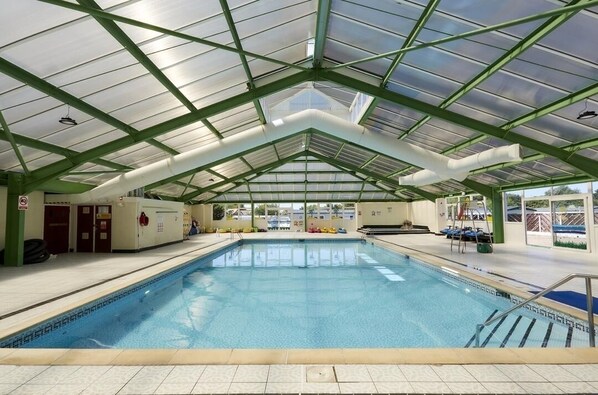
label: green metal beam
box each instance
[304,155,309,203]
[430,85,598,179]
[329,0,598,70]
[503,83,598,132]
[0,132,131,172]
[24,70,315,191]
[313,0,332,67]
[202,119,224,140]
[357,180,367,202]
[219,0,267,124]
[0,57,136,135]
[498,174,593,192]
[265,170,345,175]
[0,56,177,165]
[387,82,598,179]
[204,170,280,204]
[304,134,311,152]
[177,152,306,202]
[381,0,440,88]
[39,0,307,71]
[308,151,438,201]
[247,181,364,185]
[67,170,126,175]
[443,82,598,156]
[459,179,493,198]
[272,144,281,161]
[207,169,229,181]
[4,173,25,266]
[179,174,196,198]
[211,189,372,195]
[320,70,598,178]
[78,0,196,112]
[361,0,444,128]
[399,0,587,140]
[38,179,96,194]
[0,110,29,175]
[145,149,271,193]
[210,198,403,203]
[345,171,409,201]
[333,142,345,159]
[78,0,226,142]
[360,154,379,169]
[357,99,378,126]
[240,157,254,170]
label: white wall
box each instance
[137,199,184,250]
[112,198,140,251]
[44,195,185,252]
[0,188,44,250]
[192,205,212,231]
[504,222,526,246]
[356,202,409,227]
[408,200,438,232]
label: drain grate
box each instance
[306,366,337,383]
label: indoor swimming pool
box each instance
[1,240,591,349]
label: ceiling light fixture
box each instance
[59,105,77,125]
[577,99,597,120]
[208,178,215,182]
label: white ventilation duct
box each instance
[65,109,521,203]
[399,144,522,186]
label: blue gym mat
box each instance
[530,290,598,314]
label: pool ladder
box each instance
[472,273,598,347]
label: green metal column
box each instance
[304,201,307,232]
[491,188,504,244]
[4,173,26,266]
[251,202,255,229]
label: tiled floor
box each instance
[1,232,598,394]
[1,363,598,394]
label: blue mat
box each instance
[530,290,598,314]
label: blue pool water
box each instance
[12,241,590,348]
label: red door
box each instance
[77,205,94,252]
[94,205,112,253]
[44,206,70,254]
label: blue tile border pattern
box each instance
[0,242,237,348]
[411,256,594,335]
[1,239,591,348]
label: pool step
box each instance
[465,313,589,348]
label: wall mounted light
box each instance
[577,99,597,120]
[59,105,77,125]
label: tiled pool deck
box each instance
[1,233,598,394]
[1,361,598,394]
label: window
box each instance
[504,190,523,223]
[593,182,598,224]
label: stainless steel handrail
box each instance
[230,231,243,240]
[474,273,598,347]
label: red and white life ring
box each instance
[139,211,149,226]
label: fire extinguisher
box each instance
[139,211,149,226]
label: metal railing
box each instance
[474,273,598,348]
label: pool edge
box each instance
[1,347,598,366]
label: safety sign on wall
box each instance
[18,195,28,210]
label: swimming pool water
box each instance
[16,241,588,348]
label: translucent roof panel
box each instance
[335,145,374,168]
[243,146,279,169]
[0,0,596,203]
[157,130,219,154]
[103,142,172,168]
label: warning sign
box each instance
[18,195,28,210]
